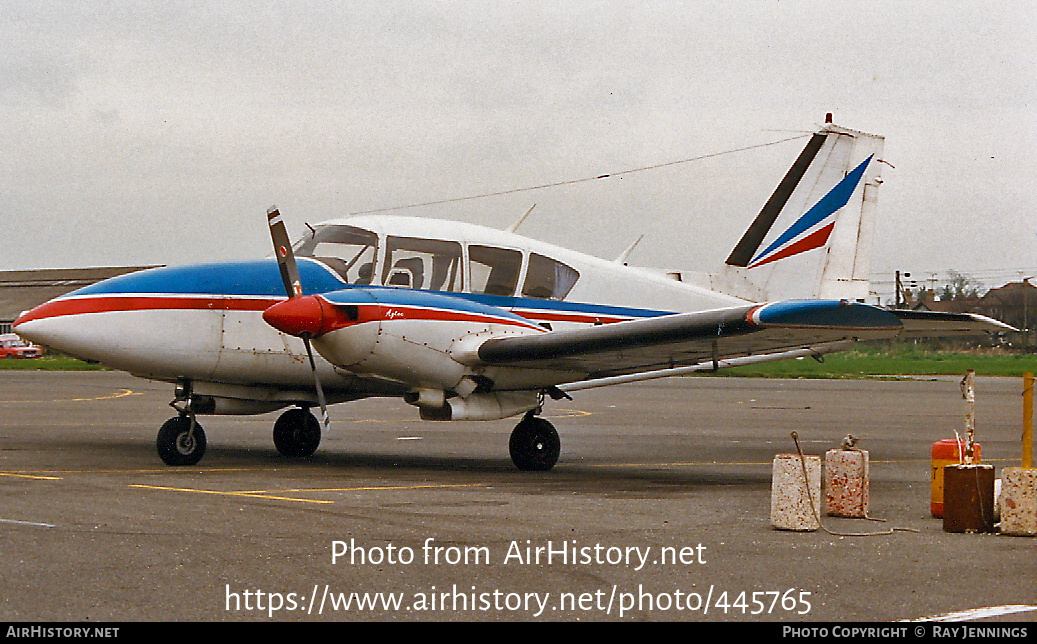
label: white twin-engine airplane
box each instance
[14,119,1011,470]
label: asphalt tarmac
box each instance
[0,371,1034,622]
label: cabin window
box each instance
[381,236,463,292]
[469,245,522,297]
[521,253,580,300]
[294,225,379,285]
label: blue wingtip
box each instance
[754,300,902,330]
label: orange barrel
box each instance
[930,439,981,517]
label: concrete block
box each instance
[1000,467,1037,536]
[771,453,820,531]
[825,449,869,518]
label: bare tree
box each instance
[938,270,983,301]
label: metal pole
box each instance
[1024,372,1034,469]
[1024,278,1030,354]
[961,369,976,464]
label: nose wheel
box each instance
[157,415,206,466]
[509,412,560,471]
[273,408,322,457]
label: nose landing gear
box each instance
[157,414,206,466]
[157,380,206,466]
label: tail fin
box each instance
[710,120,885,302]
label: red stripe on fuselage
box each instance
[15,295,546,333]
[366,304,544,332]
[14,295,280,325]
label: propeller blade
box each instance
[267,207,328,430]
[267,206,303,298]
[303,337,330,431]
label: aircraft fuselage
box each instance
[15,216,746,410]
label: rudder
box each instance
[711,119,885,302]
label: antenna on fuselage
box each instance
[614,235,645,265]
[505,204,536,234]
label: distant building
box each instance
[0,267,158,334]
[909,287,981,315]
[904,279,1036,350]
[976,280,1037,339]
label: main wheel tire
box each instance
[509,416,560,471]
[273,408,322,457]
[157,416,206,466]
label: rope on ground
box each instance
[790,431,919,536]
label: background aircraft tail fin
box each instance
[710,119,885,302]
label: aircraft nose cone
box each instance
[11,301,97,361]
[262,295,327,337]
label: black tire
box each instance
[157,416,206,466]
[509,416,560,471]
[273,408,322,457]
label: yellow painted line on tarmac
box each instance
[543,409,593,419]
[585,457,1017,468]
[0,471,62,480]
[0,467,256,476]
[586,461,774,468]
[0,388,141,403]
[71,388,140,402]
[130,482,487,505]
[129,484,334,505]
[236,483,488,494]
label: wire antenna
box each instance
[349,134,811,216]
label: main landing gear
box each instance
[272,407,322,457]
[509,411,560,471]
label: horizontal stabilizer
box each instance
[890,310,1017,337]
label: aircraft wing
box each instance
[477,300,903,378]
[888,310,1017,337]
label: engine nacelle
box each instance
[189,396,290,415]
[419,391,539,421]
[310,288,545,394]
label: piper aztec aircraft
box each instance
[14,119,1011,470]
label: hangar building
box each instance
[0,267,157,334]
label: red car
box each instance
[0,333,42,358]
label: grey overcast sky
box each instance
[2,2,1035,301]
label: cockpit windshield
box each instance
[294,225,379,285]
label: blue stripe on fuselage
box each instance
[66,258,674,321]
[65,259,348,298]
[321,287,541,327]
